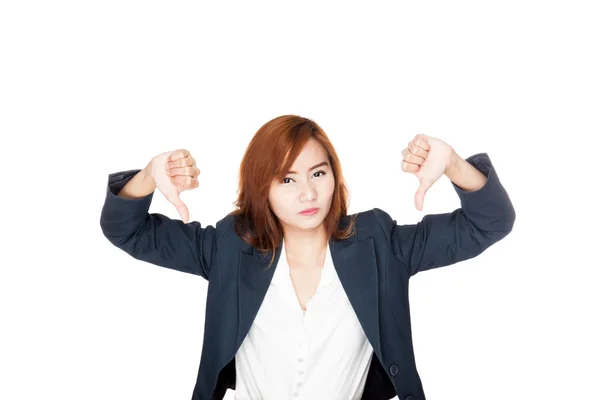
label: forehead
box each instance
[289,139,327,167]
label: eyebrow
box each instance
[288,161,329,174]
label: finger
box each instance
[401,161,420,173]
[408,142,428,158]
[412,134,431,151]
[167,156,194,169]
[177,203,190,224]
[166,166,198,177]
[166,191,190,223]
[402,148,425,165]
[171,175,198,188]
[414,183,429,211]
[167,149,190,162]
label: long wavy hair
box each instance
[228,114,357,269]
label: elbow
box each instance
[504,205,516,233]
[491,202,516,235]
[99,219,137,249]
[489,207,516,242]
[477,206,516,244]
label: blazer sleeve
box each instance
[373,152,516,277]
[99,169,218,280]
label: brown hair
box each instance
[228,114,357,269]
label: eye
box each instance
[282,170,327,184]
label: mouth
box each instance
[299,208,319,216]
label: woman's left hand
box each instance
[401,134,456,211]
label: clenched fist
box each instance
[148,149,200,223]
[400,134,455,211]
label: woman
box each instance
[100,114,515,400]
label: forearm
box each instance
[117,164,156,199]
[444,149,488,192]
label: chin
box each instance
[299,215,326,227]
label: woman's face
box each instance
[268,138,335,234]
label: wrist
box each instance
[116,162,157,199]
[444,147,461,178]
[142,162,157,188]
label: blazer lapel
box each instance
[237,246,280,348]
[236,231,382,362]
[330,237,383,360]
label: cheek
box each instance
[269,192,293,214]
[323,178,335,197]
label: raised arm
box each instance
[99,150,218,280]
[374,152,515,277]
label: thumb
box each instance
[414,181,431,211]
[167,192,190,223]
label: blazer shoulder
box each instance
[215,212,236,230]
[343,208,391,241]
[214,212,236,243]
[212,212,252,254]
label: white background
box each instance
[1,1,599,399]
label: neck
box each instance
[282,226,328,268]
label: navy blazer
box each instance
[100,152,515,400]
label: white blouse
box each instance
[234,239,375,400]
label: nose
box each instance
[300,183,317,202]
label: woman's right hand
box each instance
[146,149,200,224]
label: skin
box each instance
[401,134,488,210]
[115,134,490,313]
[135,134,487,267]
[267,138,334,268]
